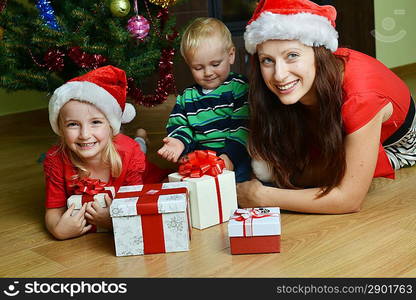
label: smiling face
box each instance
[185,35,235,90]
[257,39,317,107]
[59,100,112,163]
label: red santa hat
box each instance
[244,0,339,54]
[49,65,136,135]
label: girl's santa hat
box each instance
[49,65,136,135]
[244,0,339,54]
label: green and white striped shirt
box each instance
[166,72,249,164]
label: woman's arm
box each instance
[237,104,392,214]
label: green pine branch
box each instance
[0,0,181,98]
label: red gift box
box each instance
[67,179,115,233]
[228,208,281,254]
[110,182,191,256]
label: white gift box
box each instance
[110,182,191,257]
[67,186,115,233]
[168,170,237,230]
[228,207,281,254]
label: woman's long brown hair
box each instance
[248,46,346,197]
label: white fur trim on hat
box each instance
[122,102,136,124]
[49,81,123,135]
[252,159,274,182]
[244,11,338,54]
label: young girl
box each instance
[237,0,415,214]
[44,65,147,240]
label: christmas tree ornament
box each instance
[29,48,65,72]
[166,29,179,42]
[0,0,7,13]
[109,0,131,17]
[127,0,150,40]
[156,7,169,28]
[143,0,162,38]
[127,15,150,40]
[35,0,60,31]
[148,0,178,8]
[0,27,4,40]
[127,47,176,107]
[43,49,65,71]
[68,46,108,69]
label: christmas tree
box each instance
[0,0,181,106]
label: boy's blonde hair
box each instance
[58,100,122,180]
[180,17,234,60]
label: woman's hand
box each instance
[85,194,113,229]
[236,179,265,208]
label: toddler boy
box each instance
[158,17,250,182]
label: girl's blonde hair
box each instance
[58,100,122,180]
[180,17,234,60]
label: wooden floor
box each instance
[1,70,416,278]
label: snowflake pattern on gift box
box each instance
[111,207,123,216]
[166,215,184,232]
[118,235,144,256]
[113,216,144,256]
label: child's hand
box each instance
[157,137,185,163]
[53,203,92,240]
[85,195,113,229]
[219,154,234,171]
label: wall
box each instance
[374,0,416,68]
[0,90,48,117]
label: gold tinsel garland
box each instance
[148,0,178,8]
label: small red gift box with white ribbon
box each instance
[168,150,238,230]
[228,207,281,254]
[67,179,115,233]
[110,182,191,257]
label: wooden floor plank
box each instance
[0,249,66,277]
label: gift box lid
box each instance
[110,183,189,218]
[168,169,234,182]
[67,186,115,209]
[116,182,188,196]
[228,207,281,237]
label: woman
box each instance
[237,0,415,214]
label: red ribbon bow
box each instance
[232,208,272,221]
[178,150,225,178]
[72,178,107,196]
[232,208,275,237]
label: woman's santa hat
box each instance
[244,0,339,54]
[49,65,136,136]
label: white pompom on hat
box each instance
[49,65,136,136]
[244,0,339,54]
[251,159,274,182]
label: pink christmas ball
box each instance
[127,15,150,40]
